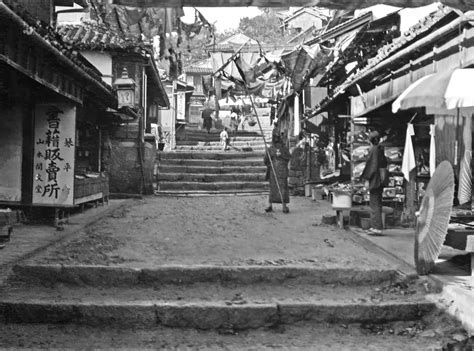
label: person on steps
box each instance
[220,127,229,151]
[202,108,213,134]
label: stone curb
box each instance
[0,300,436,330]
[0,200,131,284]
[11,264,398,287]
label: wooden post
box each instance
[215,76,221,120]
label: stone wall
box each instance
[104,138,156,195]
[288,144,306,196]
[288,147,325,196]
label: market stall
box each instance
[322,104,437,230]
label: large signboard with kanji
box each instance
[32,104,76,206]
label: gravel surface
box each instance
[28,195,396,270]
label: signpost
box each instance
[32,104,76,206]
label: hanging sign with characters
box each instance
[32,104,76,206]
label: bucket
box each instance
[332,191,352,209]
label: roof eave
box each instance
[146,56,170,108]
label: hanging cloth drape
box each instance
[402,123,416,181]
[429,124,436,177]
[458,113,472,205]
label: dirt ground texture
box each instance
[28,195,396,270]
[0,314,471,349]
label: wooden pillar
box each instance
[215,76,221,119]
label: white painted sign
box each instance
[176,91,186,120]
[32,104,76,206]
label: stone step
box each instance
[154,189,268,196]
[157,181,268,191]
[158,158,264,167]
[159,151,265,160]
[177,138,271,146]
[183,130,271,138]
[10,264,400,287]
[157,173,266,182]
[0,297,434,330]
[158,165,267,174]
[174,145,266,152]
[0,267,434,329]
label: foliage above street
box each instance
[215,8,292,49]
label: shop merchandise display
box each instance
[351,130,406,205]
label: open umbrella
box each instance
[392,68,474,113]
[392,68,474,206]
[415,160,454,275]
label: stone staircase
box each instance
[0,264,438,330]
[175,127,273,152]
[155,122,274,196]
[0,263,465,348]
[155,151,268,196]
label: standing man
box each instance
[361,131,388,235]
[264,130,290,213]
[201,108,213,134]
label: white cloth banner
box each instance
[402,123,416,181]
[429,124,436,177]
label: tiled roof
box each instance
[304,11,372,46]
[0,0,113,98]
[218,33,258,46]
[318,11,401,87]
[184,59,213,74]
[57,22,152,56]
[281,7,330,24]
[184,66,214,74]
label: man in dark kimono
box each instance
[361,131,387,235]
[201,108,213,133]
[264,130,290,213]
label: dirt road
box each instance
[28,195,395,270]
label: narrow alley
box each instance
[1,0,474,349]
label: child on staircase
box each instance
[220,127,230,151]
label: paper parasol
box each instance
[415,160,454,275]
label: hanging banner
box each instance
[176,91,186,120]
[32,104,76,206]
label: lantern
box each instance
[113,67,136,108]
